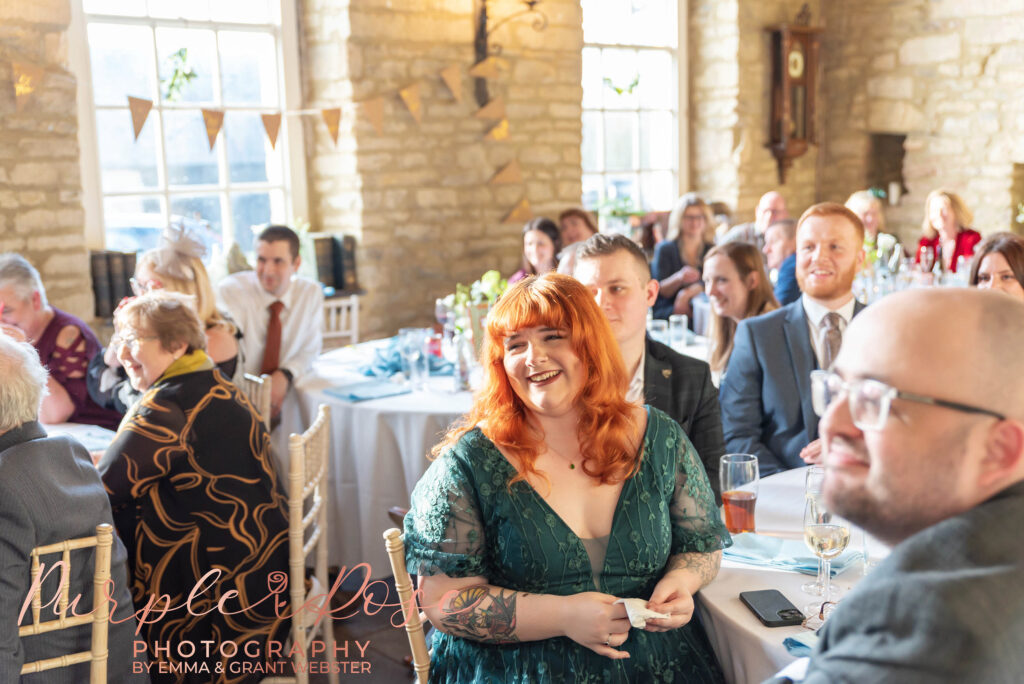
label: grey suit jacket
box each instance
[791,481,1024,683]
[644,336,725,503]
[719,299,865,476]
[0,422,148,683]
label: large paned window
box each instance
[72,0,304,256]
[581,0,679,214]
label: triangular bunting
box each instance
[261,112,282,149]
[127,96,153,140]
[398,83,422,125]
[439,64,462,103]
[200,109,224,150]
[12,62,45,113]
[474,96,506,120]
[363,97,385,135]
[490,160,523,185]
[503,198,533,224]
[484,118,509,141]
[468,57,500,79]
[321,108,341,144]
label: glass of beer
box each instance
[720,454,758,534]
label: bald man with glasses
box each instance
[767,288,1024,683]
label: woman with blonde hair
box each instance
[915,190,981,273]
[703,242,779,374]
[651,193,716,320]
[405,273,729,683]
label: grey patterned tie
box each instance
[821,312,843,369]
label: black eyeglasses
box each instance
[811,370,1006,431]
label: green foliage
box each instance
[603,74,640,96]
[161,48,197,102]
[443,270,508,332]
[597,195,642,218]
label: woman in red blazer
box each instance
[915,189,981,273]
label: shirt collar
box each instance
[0,420,47,453]
[801,292,856,328]
[626,344,646,404]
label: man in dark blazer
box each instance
[720,203,865,476]
[768,289,1024,682]
[0,334,147,682]
[574,234,725,501]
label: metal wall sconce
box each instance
[473,0,548,106]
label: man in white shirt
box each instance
[574,234,725,501]
[217,225,323,418]
[719,203,865,475]
[720,191,790,249]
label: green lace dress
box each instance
[404,407,732,683]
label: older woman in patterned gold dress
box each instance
[97,291,289,683]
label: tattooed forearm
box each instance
[666,550,721,589]
[439,584,521,644]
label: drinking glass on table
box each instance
[399,327,430,391]
[668,314,689,348]
[647,319,669,346]
[801,467,831,597]
[720,454,758,534]
[802,493,851,619]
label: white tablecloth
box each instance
[45,422,117,452]
[696,467,889,684]
[276,342,471,578]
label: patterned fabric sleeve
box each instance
[668,421,733,555]
[404,436,487,578]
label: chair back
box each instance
[383,528,430,684]
[263,404,338,684]
[323,294,359,346]
[241,372,272,431]
[19,523,113,683]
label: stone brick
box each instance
[867,76,915,99]
[899,34,961,65]
[11,163,58,187]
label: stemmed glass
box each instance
[801,467,831,597]
[435,299,456,362]
[398,328,429,391]
[802,492,851,619]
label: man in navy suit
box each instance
[763,218,800,306]
[719,202,866,475]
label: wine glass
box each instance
[802,493,851,619]
[918,244,935,274]
[398,327,428,391]
[435,298,454,327]
[801,467,830,597]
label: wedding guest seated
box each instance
[217,225,324,419]
[762,219,800,306]
[0,333,147,682]
[720,191,789,250]
[772,289,1024,682]
[969,232,1024,302]
[703,242,779,376]
[915,189,981,273]
[405,273,730,683]
[574,234,726,500]
[720,203,865,476]
[556,208,599,275]
[88,224,244,414]
[96,291,289,680]
[844,190,895,270]
[509,217,562,284]
[651,193,716,320]
[0,253,120,429]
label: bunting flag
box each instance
[398,83,422,124]
[363,97,385,135]
[484,118,509,141]
[474,96,506,120]
[503,198,533,224]
[490,160,522,185]
[468,57,500,79]
[439,64,462,103]
[12,62,45,113]
[127,96,153,140]
[261,112,282,149]
[200,109,224,150]
[321,107,341,144]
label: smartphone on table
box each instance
[739,589,804,627]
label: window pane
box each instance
[628,0,677,48]
[582,174,603,210]
[603,112,636,172]
[226,112,281,184]
[582,0,628,45]
[582,112,602,173]
[605,175,639,210]
[639,111,673,170]
[231,191,283,253]
[211,0,271,24]
[163,110,220,186]
[104,195,166,253]
[219,32,279,106]
[581,48,602,110]
[96,109,161,192]
[88,24,156,105]
[637,50,673,109]
[83,0,146,16]
[155,28,217,104]
[147,0,209,20]
[640,171,675,211]
[170,195,224,254]
[601,49,638,110]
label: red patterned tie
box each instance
[260,300,285,375]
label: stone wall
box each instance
[820,0,1024,243]
[301,0,584,340]
[0,0,91,317]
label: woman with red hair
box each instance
[404,273,729,682]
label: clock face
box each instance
[788,46,805,79]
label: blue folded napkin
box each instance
[359,337,454,378]
[783,631,820,657]
[324,380,412,402]
[724,533,862,576]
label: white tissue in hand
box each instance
[615,598,669,629]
